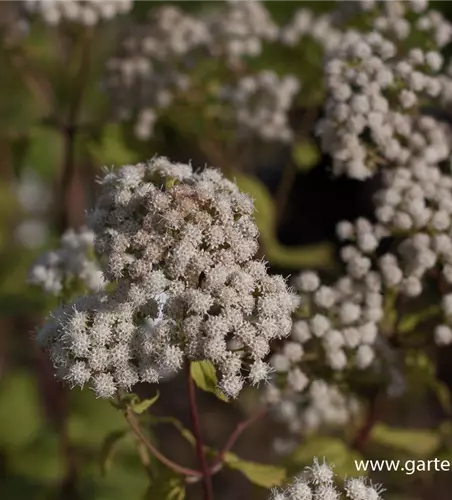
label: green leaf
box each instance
[432,380,452,415]
[292,140,320,171]
[397,305,442,334]
[224,452,286,488]
[370,424,440,458]
[131,392,160,414]
[100,430,129,476]
[287,436,364,478]
[233,172,335,270]
[190,360,228,402]
[143,475,186,500]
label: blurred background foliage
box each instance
[2,1,452,500]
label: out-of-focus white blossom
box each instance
[219,71,299,143]
[28,226,105,295]
[24,0,133,26]
[207,0,278,63]
[106,6,210,140]
[280,9,342,51]
[317,2,452,179]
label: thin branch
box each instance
[353,392,385,453]
[124,408,202,478]
[209,409,267,472]
[57,29,93,232]
[187,363,214,500]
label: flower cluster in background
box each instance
[23,0,133,26]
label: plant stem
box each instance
[353,392,385,452]
[124,407,202,478]
[209,409,266,472]
[186,363,214,500]
[57,28,93,232]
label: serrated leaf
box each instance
[370,424,440,458]
[100,430,129,476]
[288,436,365,478]
[292,140,320,171]
[131,392,160,414]
[190,360,228,402]
[224,452,286,488]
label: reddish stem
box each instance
[124,408,201,478]
[209,409,267,472]
[353,393,384,453]
[187,363,214,500]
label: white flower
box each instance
[37,158,295,399]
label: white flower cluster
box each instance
[36,157,295,398]
[270,457,384,500]
[269,261,383,378]
[28,226,105,295]
[335,0,450,46]
[106,6,210,140]
[317,3,452,179]
[262,2,452,436]
[280,8,342,51]
[207,0,278,63]
[317,36,450,179]
[23,0,133,26]
[106,0,328,142]
[267,380,360,435]
[219,71,300,143]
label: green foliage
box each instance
[143,472,186,500]
[0,370,44,449]
[88,124,140,167]
[8,429,64,481]
[99,429,130,476]
[397,305,442,334]
[68,389,129,448]
[223,451,286,489]
[370,424,440,458]
[292,140,321,172]
[190,360,229,402]
[130,392,160,415]
[233,172,335,270]
[404,350,452,414]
